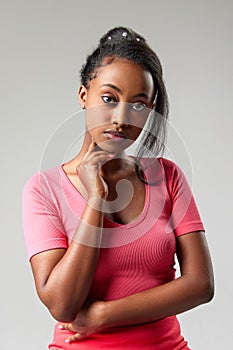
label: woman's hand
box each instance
[77,139,114,201]
[59,299,107,343]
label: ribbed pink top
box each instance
[22,157,204,349]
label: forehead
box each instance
[89,59,155,96]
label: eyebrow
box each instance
[100,84,149,99]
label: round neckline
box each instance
[60,163,149,229]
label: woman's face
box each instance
[79,58,155,153]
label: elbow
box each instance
[37,287,82,322]
[184,274,215,307]
[198,277,215,304]
[38,291,84,323]
[38,293,80,323]
[49,304,79,323]
[204,282,215,303]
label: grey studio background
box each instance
[1,1,232,349]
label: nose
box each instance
[111,102,129,128]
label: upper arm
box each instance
[22,171,68,259]
[30,248,67,296]
[176,231,214,298]
[22,172,69,301]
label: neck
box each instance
[101,153,132,175]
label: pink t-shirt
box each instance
[22,157,205,349]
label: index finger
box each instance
[82,139,96,161]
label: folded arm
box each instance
[30,197,104,322]
[103,230,214,327]
[62,231,214,342]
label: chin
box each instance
[96,139,133,153]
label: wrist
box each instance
[87,196,106,211]
[99,300,115,328]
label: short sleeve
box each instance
[22,172,68,261]
[161,158,205,237]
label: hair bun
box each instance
[99,26,146,46]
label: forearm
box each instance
[38,197,104,321]
[102,275,213,328]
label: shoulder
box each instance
[156,158,191,197]
[22,165,62,195]
[135,157,181,185]
[158,157,185,180]
[158,157,179,171]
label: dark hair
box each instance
[80,26,169,159]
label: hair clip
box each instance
[136,37,140,41]
[122,31,128,37]
[108,36,112,40]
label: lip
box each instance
[103,129,128,141]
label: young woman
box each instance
[22,27,214,349]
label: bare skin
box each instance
[30,59,214,343]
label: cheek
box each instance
[85,106,111,132]
[129,108,151,129]
[134,117,148,130]
[130,117,149,136]
[132,126,144,141]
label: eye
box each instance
[102,95,117,105]
[131,102,147,112]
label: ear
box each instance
[78,85,88,109]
